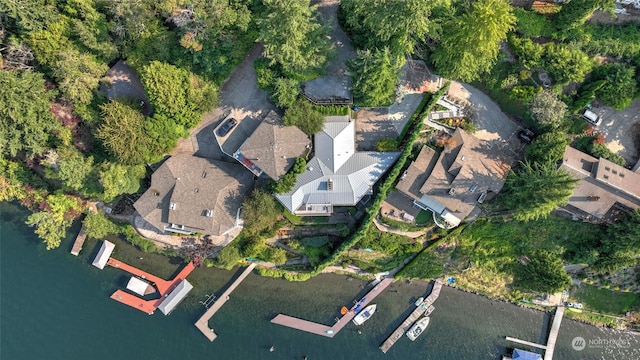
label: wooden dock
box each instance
[379,279,443,353]
[271,278,394,338]
[505,306,565,360]
[544,306,564,360]
[194,263,256,341]
[70,222,88,256]
[107,258,196,314]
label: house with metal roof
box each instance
[275,116,400,216]
[134,154,254,236]
[234,110,311,181]
[157,279,193,315]
[559,145,640,222]
[92,240,115,269]
[396,128,510,228]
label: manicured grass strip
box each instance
[574,284,639,315]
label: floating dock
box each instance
[505,305,565,360]
[195,263,256,341]
[379,279,443,353]
[271,278,394,338]
[107,258,196,315]
[70,222,88,256]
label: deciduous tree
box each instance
[544,43,592,84]
[502,161,578,221]
[99,163,145,202]
[25,193,82,250]
[257,0,331,76]
[592,63,637,110]
[53,50,108,105]
[530,90,568,129]
[555,0,615,31]
[83,211,118,239]
[242,188,281,237]
[282,99,325,136]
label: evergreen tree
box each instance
[257,0,331,75]
[432,0,516,82]
[348,47,402,107]
[525,132,569,165]
[502,161,578,221]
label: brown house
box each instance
[235,110,310,181]
[396,128,509,228]
[559,146,640,222]
[134,154,254,236]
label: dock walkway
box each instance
[505,306,565,360]
[107,258,196,314]
[271,278,394,338]
[70,223,88,256]
[195,263,256,341]
[379,279,443,353]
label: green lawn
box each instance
[415,210,433,225]
[574,284,639,315]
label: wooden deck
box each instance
[107,258,196,314]
[544,306,565,360]
[271,278,394,338]
[70,223,88,256]
[194,263,256,341]
[379,279,443,353]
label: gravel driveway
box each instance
[588,98,640,164]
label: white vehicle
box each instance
[581,109,602,126]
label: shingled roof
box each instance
[237,110,310,181]
[396,128,509,227]
[559,146,640,221]
[134,155,254,236]
[275,116,399,215]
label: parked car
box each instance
[518,129,535,144]
[581,109,602,126]
[217,118,237,137]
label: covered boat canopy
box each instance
[158,279,193,315]
[92,240,115,269]
[126,277,155,296]
[512,349,542,360]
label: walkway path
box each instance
[195,263,256,341]
[372,216,427,238]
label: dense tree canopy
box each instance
[595,209,640,273]
[0,70,58,157]
[544,43,593,84]
[514,249,572,293]
[97,100,156,165]
[25,193,83,250]
[592,63,637,110]
[242,188,281,237]
[99,163,145,202]
[502,161,578,221]
[340,0,432,56]
[555,0,615,31]
[348,47,402,107]
[257,0,331,76]
[83,211,118,240]
[141,61,218,129]
[525,131,569,165]
[282,99,326,136]
[432,0,516,82]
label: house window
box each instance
[205,209,213,217]
[169,202,177,210]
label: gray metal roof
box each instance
[276,118,399,213]
[158,279,193,315]
[92,240,115,270]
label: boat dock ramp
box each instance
[195,263,256,341]
[271,277,394,338]
[70,222,88,256]
[379,279,443,353]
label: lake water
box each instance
[1,202,638,360]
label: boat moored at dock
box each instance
[353,304,377,325]
[406,317,430,341]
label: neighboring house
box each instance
[134,154,254,236]
[275,116,400,216]
[559,146,640,222]
[396,128,509,228]
[234,110,311,181]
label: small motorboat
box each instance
[406,317,430,341]
[352,304,377,325]
[414,297,424,306]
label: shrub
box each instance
[274,157,306,193]
[543,43,593,84]
[376,137,398,151]
[592,63,637,110]
[514,8,554,38]
[283,99,325,136]
[272,77,300,108]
